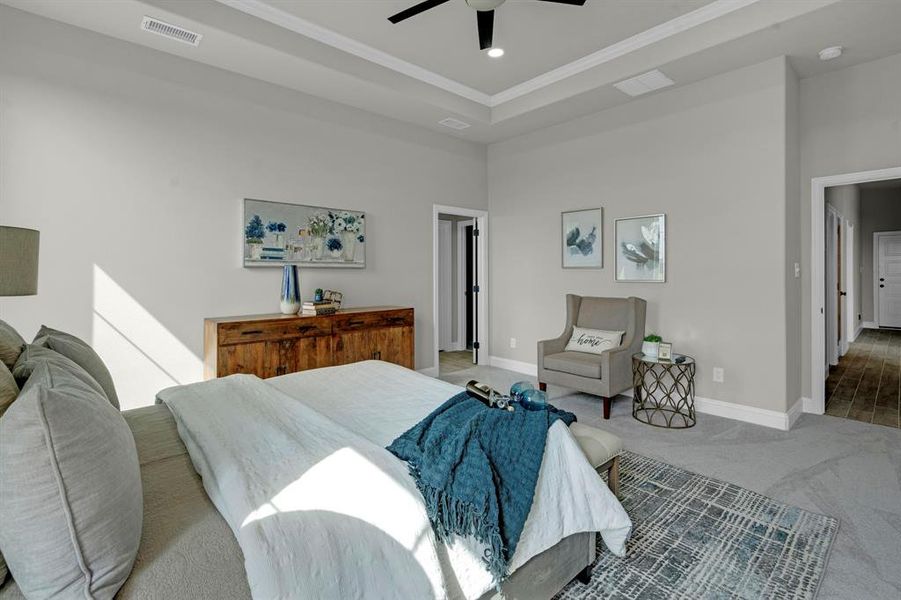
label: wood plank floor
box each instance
[439,350,475,374]
[825,328,901,428]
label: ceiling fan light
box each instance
[466,0,506,9]
[487,47,504,58]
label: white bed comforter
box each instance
[159,361,631,600]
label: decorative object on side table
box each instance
[243,199,365,268]
[657,342,673,361]
[279,265,301,314]
[615,213,665,282]
[641,333,662,358]
[562,208,603,268]
[631,353,696,428]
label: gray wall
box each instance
[487,58,793,413]
[0,7,487,408]
[799,51,901,399]
[860,186,901,323]
[825,185,861,332]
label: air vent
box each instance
[439,117,471,130]
[141,16,202,47]
[614,69,674,97]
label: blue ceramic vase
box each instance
[280,265,301,314]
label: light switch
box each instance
[794,263,801,278]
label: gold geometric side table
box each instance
[632,353,696,428]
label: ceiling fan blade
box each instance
[536,0,587,5]
[477,10,494,50]
[388,0,452,24]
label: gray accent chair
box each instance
[538,295,647,419]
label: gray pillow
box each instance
[0,320,24,371]
[0,360,142,599]
[11,344,108,403]
[34,325,120,409]
[0,360,16,418]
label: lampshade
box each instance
[0,226,40,296]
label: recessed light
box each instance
[487,48,504,58]
[818,46,843,61]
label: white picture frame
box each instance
[562,208,603,269]
[615,213,666,282]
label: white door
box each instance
[438,220,453,351]
[825,209,839,365]
[878,232,901,327]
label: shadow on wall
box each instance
[92,264,203,409]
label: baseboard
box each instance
[851,325,863,342]
[488,356,537,376]
[417,366,439,378]
[487,356,800,430]
[863,321,877,329]
[786,397,805,429]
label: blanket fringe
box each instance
[412,469,508,587]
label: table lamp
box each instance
[0,226,40,296]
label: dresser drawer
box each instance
[218,317,332,345]
[333,310,413,331]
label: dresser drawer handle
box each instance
[347,320,365,326]
[297,325,316,333]
[241,329,264,335]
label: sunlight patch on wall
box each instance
[92,264,202,409]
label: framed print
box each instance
[562,208,603,269]
[243,199,365,268]
[658,342,673,360]
[615,213,665,282]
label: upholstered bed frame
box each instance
[0,403,595,600]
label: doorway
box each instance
[433,205,488,377]
[874,231,901,328]
[811,166,901,415]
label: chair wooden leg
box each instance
[538,382,547,392]
[602,396,611,419]
[607,455,620,498]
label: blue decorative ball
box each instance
[510,381,534,402]
[520,388,547,410]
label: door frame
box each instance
[843,220,855,354]
[825,204,841,366]
[810,165,901,415]
[437,219,453,352]
[456,219,475,351]
[432,205,488,376]
[873,230,901,328]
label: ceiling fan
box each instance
[388,0,587,51]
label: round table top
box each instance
[633,352,695,366]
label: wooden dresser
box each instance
[203,307,414,380]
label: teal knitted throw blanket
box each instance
[386,391,576,585]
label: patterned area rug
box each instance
[555,451,838,600]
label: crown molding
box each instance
[489,0,761,106]
[217,0,762,111]
[216,0,492,105]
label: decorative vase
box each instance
[275,233,286,249]
[341,231,356,261]
[280,265,301,314]
[249,243,262,260]
[315,236,327,260]
[641,341,659,358]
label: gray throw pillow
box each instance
[33,325,120,409]
[0,320,25,371]
[0,361,142,599]
[0,361,17,418]
[11,344,108,403]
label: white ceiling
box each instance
[266,0,713,95]
[4,0,901,143]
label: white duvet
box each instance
[159,361,631,600]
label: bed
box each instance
[1,361,629,600]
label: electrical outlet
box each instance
[510,337,517,349]
[794,262,800,278]
[712,367,724,383]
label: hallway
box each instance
[825,328,901,428]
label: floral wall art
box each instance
[614,213,665,282]
[562,208,603,268]
[243,199,365,268]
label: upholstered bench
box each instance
[570,422,623,496]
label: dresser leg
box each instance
[602,396,611,420]
[575,564,592,584]
[539,382,547,392]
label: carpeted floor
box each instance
[554,452,837,600]
[439,364,901,600]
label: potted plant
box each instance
[642,334,662,358]
[244,215,265,260]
